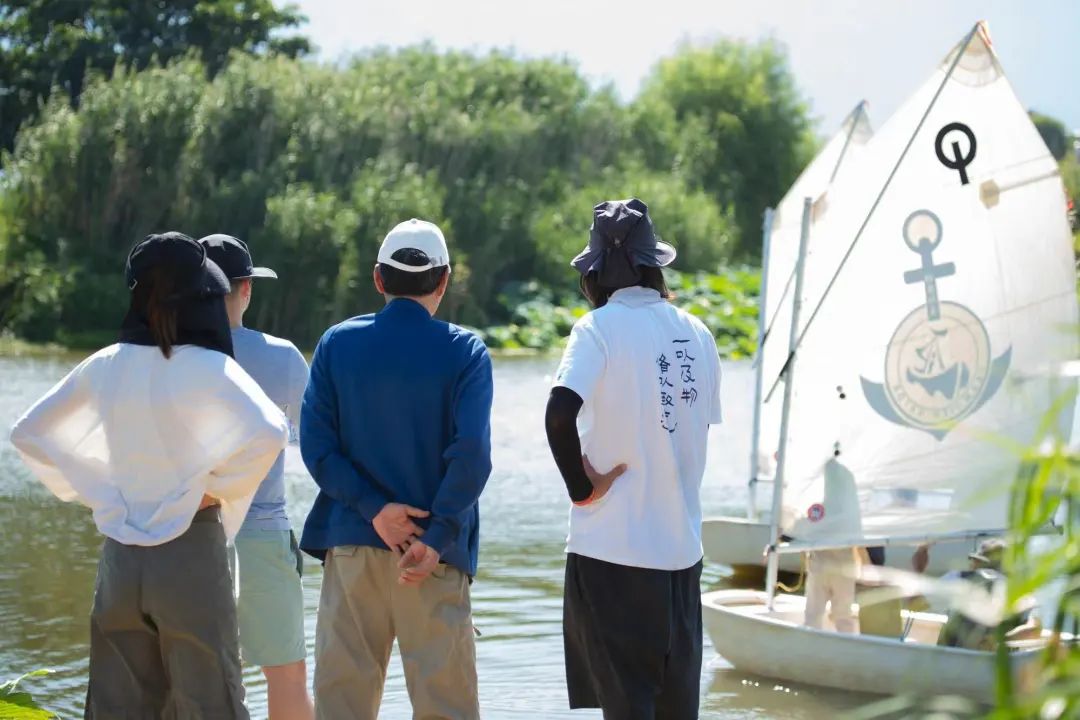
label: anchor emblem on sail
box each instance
[860,210,1011,439]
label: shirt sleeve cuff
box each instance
[422,518,456,557]
[356,488,390,523]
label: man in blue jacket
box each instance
[300,218,493,720]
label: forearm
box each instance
[424,438,491,555]
[424,345,494,555]
[9,368,90,503]
[206,420,288,502]
[300,339,389,521]
[544,387,593,503]
[305,447,390,522]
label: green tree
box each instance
[1031,111,1069,161]
[530,166,737,293]
[0,44,796,350]
[0,60,207,341]
[0,0,310,153]
[634,39,816,259]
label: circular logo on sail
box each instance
[883,301,990,429]
[860,209,1011,440]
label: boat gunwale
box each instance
[703,589,1052,658]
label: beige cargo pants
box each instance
[803,548,858,634]
[314,545,479,720]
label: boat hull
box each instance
[703,589,1041,702]
[702,516,985,575]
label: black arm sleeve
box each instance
[544,386,593,503]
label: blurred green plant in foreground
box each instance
[846,381,1079,719]
[0,670,57,719]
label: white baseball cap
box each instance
[377,219,451,273]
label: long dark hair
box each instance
[579,266,671,308]
[130,266,180,358]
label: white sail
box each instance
[757,102,874,477]
[775,23,1078,544]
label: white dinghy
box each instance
[704,590,1051,702]
[704,22,1078,701]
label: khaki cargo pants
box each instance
[314,545,479,720]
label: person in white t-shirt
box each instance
[545,198,722,719]
[9,233,288,718]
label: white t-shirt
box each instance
[554,286,722,570]
[10,344,289,544]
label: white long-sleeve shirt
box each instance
[9,343,289,544]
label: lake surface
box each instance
[0,353,870,719]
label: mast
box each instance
[748,207,776,521]
[765,197,812,608]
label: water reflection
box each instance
[0,353,861,719]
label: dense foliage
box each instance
[475,268,760,359]
[0,0,309,152]
[0,41,811,350]
[1032,112,1070,162]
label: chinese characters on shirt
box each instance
[657,339,698,433]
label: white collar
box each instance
[608,286,664,307]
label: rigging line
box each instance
[828,101,868,185]
[763,22,984,405]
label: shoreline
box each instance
[0,336,562,361]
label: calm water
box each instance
[0,353,868,719]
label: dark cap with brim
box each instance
[125,232,231,298]
[570,198,675,288]
[198,234,278,281]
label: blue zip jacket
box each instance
[299,299,494,576]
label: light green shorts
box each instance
[234,529,306,668]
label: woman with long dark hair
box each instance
[10,232,288,718]
[545,199,723,719]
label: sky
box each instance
[291,0,1079,137]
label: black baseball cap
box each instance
[198,234,278,280]
[125,232,231,298]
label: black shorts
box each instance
[563,553,703,720]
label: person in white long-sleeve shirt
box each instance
[9,232,288,719]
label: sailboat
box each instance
[701,100,983,575]
[703,101,877,575]
[703,22,1078,701]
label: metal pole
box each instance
[766,197,812,608]
[748,207,775,521]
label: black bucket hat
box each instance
[125,232,231,299]
[570,198,676,288]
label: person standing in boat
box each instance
[300,219,492,720]
[545,198,723,719]
[200,234,314,720]
[803,458,860,634]
[9,232,289,718]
